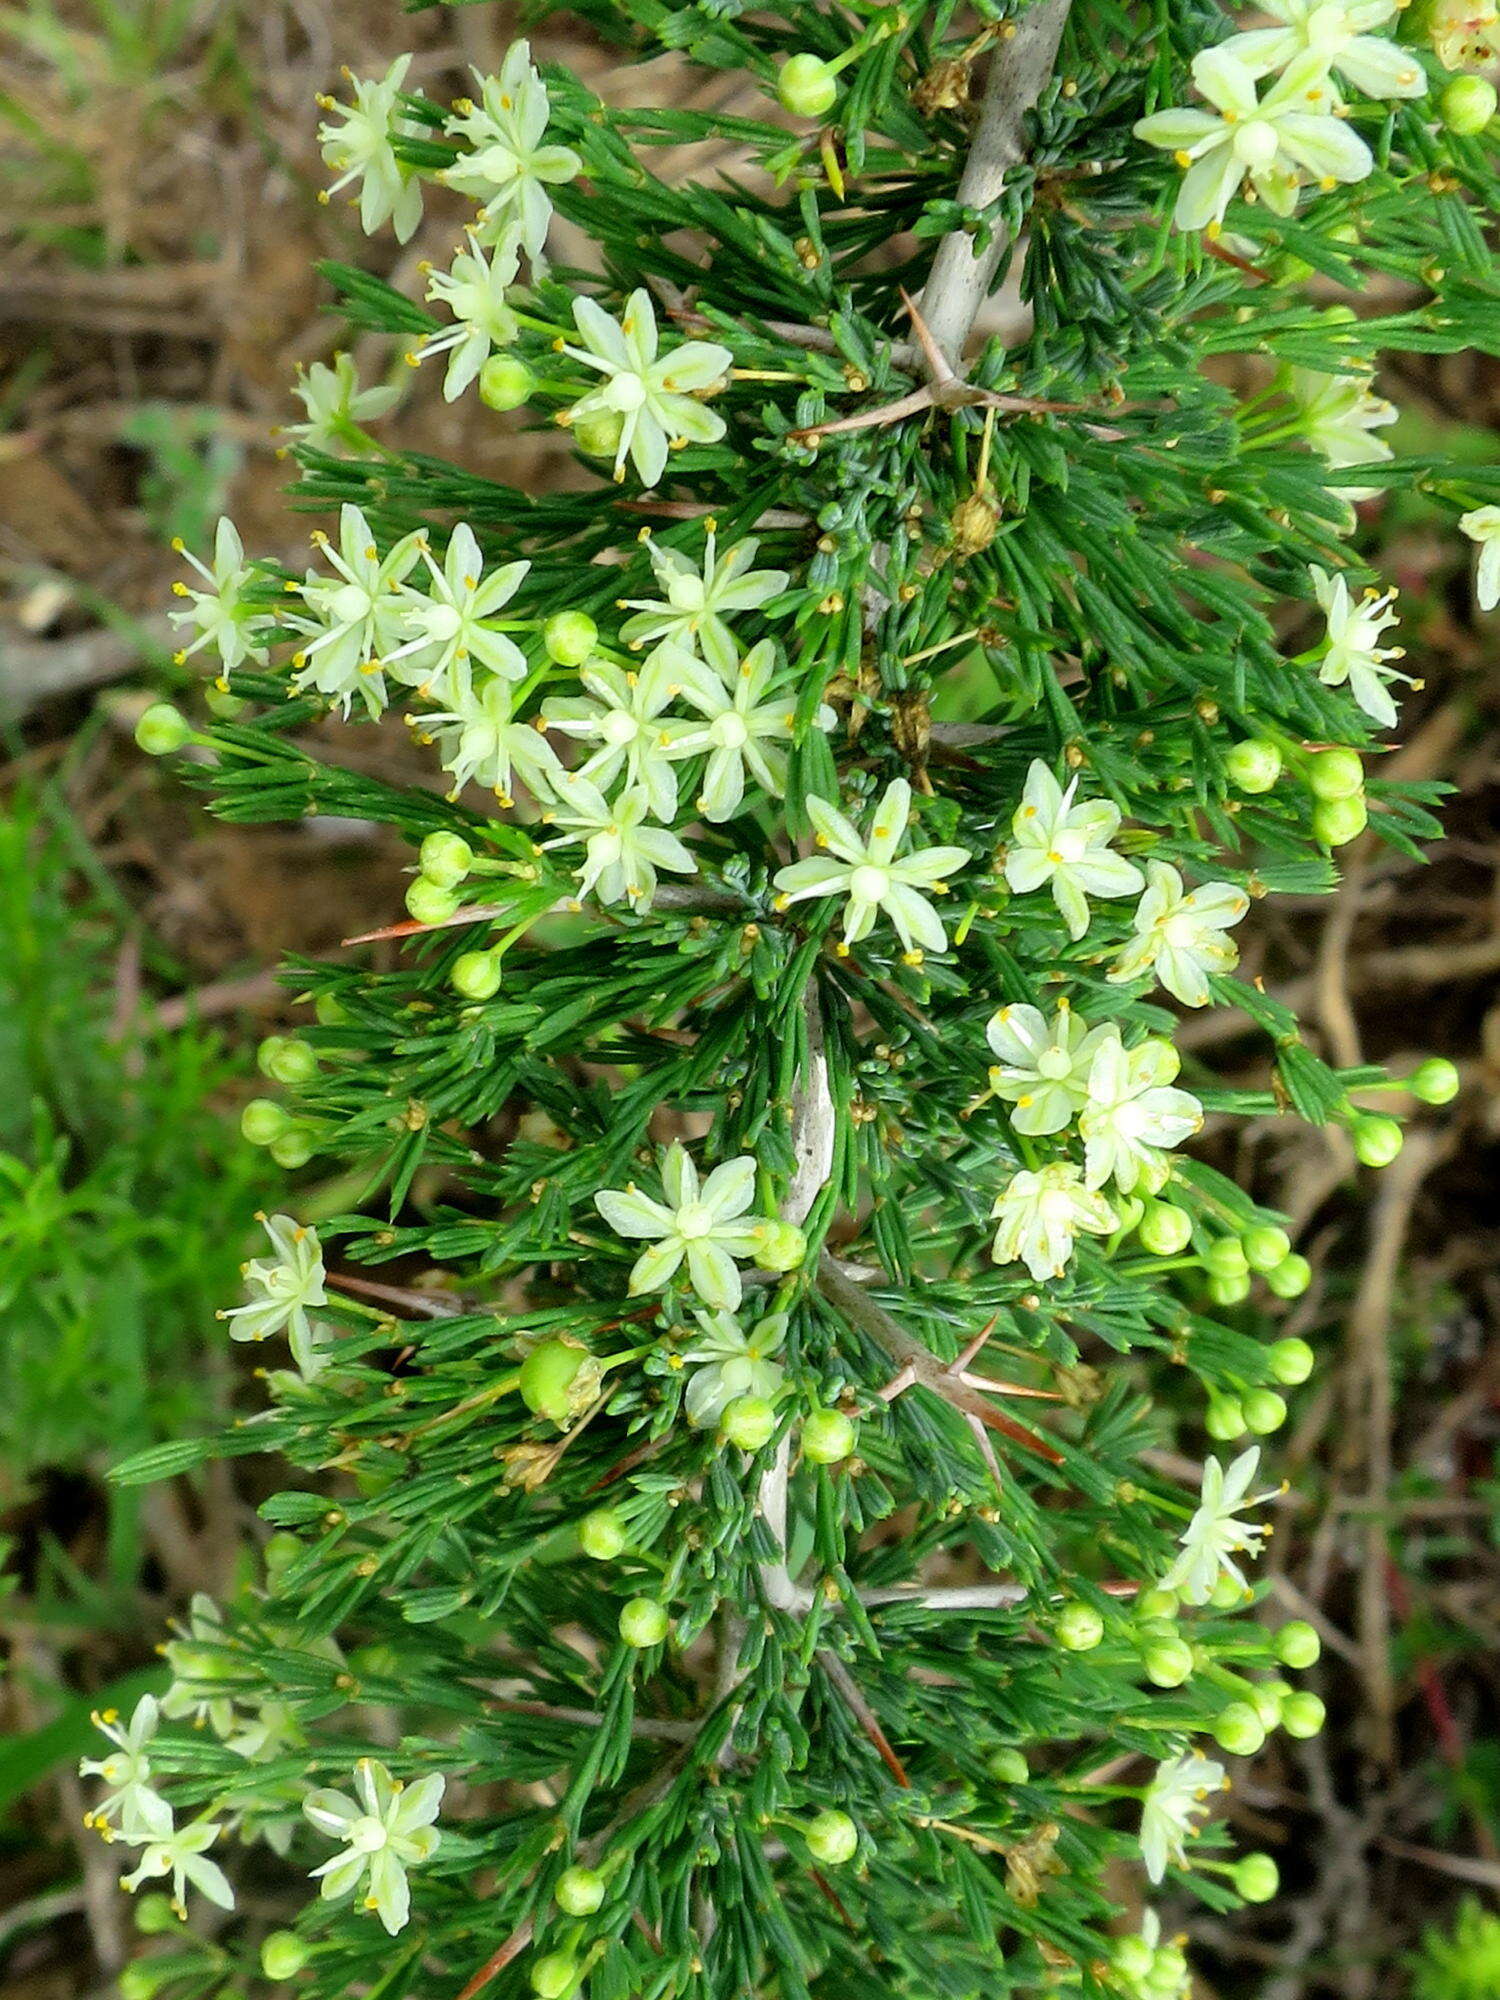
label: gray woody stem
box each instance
[918,0,1073,370]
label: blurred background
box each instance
[0,3,1497,1995]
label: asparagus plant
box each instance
[100,1,1491,1994]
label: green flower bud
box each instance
[1265,1252,1312,1299]
[1142,1634,1195,1688]
[1268,1337,1315,1386]
[118,1967,167,2000]
[1055,1600,1105,1651]
[573,408,625,459]
[1242,1388,1287,1435]
[1242,1224,1292,1273]
[1312,792,1369,848]
[1281,1690,1326,1739]
[778,52,840,118]
[1352,1113,1404,1168]
[406,876,461,925]
[479,353,537,411]
[1207,1270,1252,1308]
[133,1893,182,1935]
[1114,1935,1157,1980]
[1212,1700,1267,1756]
[1138,1201,1192,1256]
[1409,1056,1460,1105]
[986,1747,1028,1783]
[420,831,474,888]
[258,1035,318,1086]
[1209,1568,1250,1610]
[544,611,599,667]
[751,1218,808,1272]
[1135,1586,1179,1621]
[805,1808,859,1865]
[263,1531,302,1582]
[451,949,503,1000]
[578,1508,627,1560]
[1233,1852,1281,1903]
[1250,1680,1285,1729]
[135,703,194,756]
[530,1952,579,1999]
[1440,73,1497,134]
[1307,747,1365,801]
[619,1596,670,1648]
[721,1394,778,1451]
[269,1123,318,1169]
[261,1931,311,1980]
[555,1864,606,1916]
[1226,737,1282,793]
[520,1338,602,1425]
[802,1408,856,1464]
[1274,1620,1322,1669]
[1203,1235,1249,1281]
[240,1097,289,1146]
[1205,1394,1246,1442]
[314,991,349,1027]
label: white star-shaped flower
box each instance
[674,639,827,822]
[620,528,789,675]
[286,353,403,455]
[1161,1448,1279,1604]
[1079,1035,1203,1196]
[317,57,424,243]
[80,1697,161,1837]
[985,999,1115,1136]
[563,289,732,488]
[159,1594,240,1738]
[1308,564,1412,729]
[774,778,971,956]
[542,655,699,821]
[168,518,273,676]
[541,778,696,910]
[305,1758,445,1937]
[416,232,522,402]
[221,1214,328,1356]
[424,674,563,806]
[1289,368,1397,500]
[1107,861,1249,1008]
[990,1161,1118,1282]
[1139,1753,1228,1885]
[595,1144,767,1310]
[119,1797,235,1919]
[386,523,529,704]
[1004,761,1144,942]
[1459,504,1500,612]
[290,505,424,717]
[443,44,582,259]
[679,1308,788,1426]
[1225,1,1427,98]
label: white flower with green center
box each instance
[221,1213,328,1349]
[1458,504,1500,611]
[387,523,529,704]
[160,1593,240,1737]
[80,1697,160,1836]
[1431,0,1500,69]
[675,640,827,822]
[1308,564,1412,729]
[290,505,424,718]
[679,1308,788,1426]
[563,289,732,488]
[541,778,696,910]
[1079,1035,1203,1196]
[620,528,789,675]
[168,518,272,676]
[595,1144,766,1310]
[317,56,424,243]
[1107,861,1250,1009]
[1133,49,1373,233]
[990,1162,1118,1282]
[1225,1,1428,97]
[425,674,563,806]
[542,655,699,820]
[415,232,522,401]
[985,999,1114,1136]
[1003,761,1145,942]
[773,778,972,956]
[1289,367,1397,500]
[223,1697,305,1765]
[443,43,581,258]
[287,353,403,454]
[119,1796,234,1918]
[1138,1753,1227,1884]
[305,1758,445,1937]
[1161,1448,1278,1604]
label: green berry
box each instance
[555,1865,606,1916]
[721,1394,778,1451]
[1242,1224,1292,1273]
[1203,1235,1249,1281]
[1212,1700,1267,1756]
[572,408,625,459]
[619,1596,670,1648]
[520,1339,601,1425]
[1143,1634,1195,1688]
[135,703,193,756]
[752,1218,808,1272]
[269,1123,318,1169]
[1226,737,1282,794]
[1056,1600,1105,1651]
[805,1808,859,1865]
[1440,73,1497,134]
[1268,1337,1314,1387]
[258,1035,318,1085]
[1307,747,1365,801]
[1265,1253,1312,1300]
[261,1931,311,1979]
[420,831,474,887]
[802,1408,856,1464]
[1207,1270,1252,1308]
[1274,1620,1322,1670]
[1205,1394,1246,1442]
[240,1098,289,1146]
[1234,1852,1281,1903]
[578,1508,627,1560]
[1409,1056,1460,1105]
[1281,1690,1326,1739]
[478,354,537,411]
[1135,1586,1179,1622]
[544,611,599,667]
[132,1893,181,1935]
[1312,792,1369,847]
[406,876,461,925]
[1138,1201,1192,1256]
[1242,1388,1287,1435]
[1352,1114,1403,1168]
[986,1748,1028,1783]
[778,52,839,118]
[530,1952,578,1999]
[451,949,503,1000]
